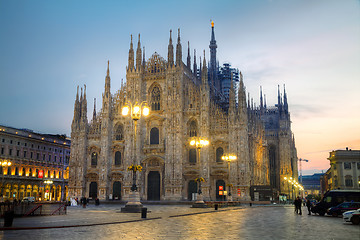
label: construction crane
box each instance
[299,158,309,184]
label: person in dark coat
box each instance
[306,199,312,215]
[296,196,302,215]
[294,198,299,213]
[82,197,87,208]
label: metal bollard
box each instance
[141,208,147,218]
[215,204,218,210]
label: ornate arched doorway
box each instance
[188,180,197,201]
[89,182,97,199]
[147,171,160,200]
[113,181,121,200]
[216,180,226,201]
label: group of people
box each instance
[294,197,313,215]
[294,196,303,215]
[73,196,100,207]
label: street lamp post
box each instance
[0,159,12,201]
[121,101,149,213]
[190,137,209,208]
[222,154,237,201]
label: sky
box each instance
[0,0,359,175]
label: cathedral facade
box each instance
[68,24,298,201]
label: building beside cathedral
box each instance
[69,23,298,202]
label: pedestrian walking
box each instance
[82,197,87,208]
[296,196,302,215]
[306,199,312,215]
[294,198,298,214]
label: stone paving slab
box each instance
[0,204,236,229]
[0,204,359,240]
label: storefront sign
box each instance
[38,170,44,178]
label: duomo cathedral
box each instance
[69,23,298,201]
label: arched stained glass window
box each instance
[189,149,197,164]
[189,121,197,137]
[91,152,98,166]
[151,86,161,111]
[216,147,224,162]
[150,128,159,145]
[115,151,121,166]
[114,124,124,141]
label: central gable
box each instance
[145,52,166,80]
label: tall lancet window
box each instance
[189,120,197,137]
[114,124,124,141]
[151,86,161,111]
[91,152,98,166]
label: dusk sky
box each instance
[0,0,359,175]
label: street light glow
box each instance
[142,106,149,116]
[122,106,129,116]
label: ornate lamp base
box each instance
[121,191,144,213]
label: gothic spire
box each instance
[73,85,80,122]
[187,41,191,69]
[167,30,174,66]
[202,50,208,85]
[277,84,281,106]
[76,85,79,104]
[176,28,182,66]
[81,84,87,121]
[136,34,142,71]
[105,60,111,96]
[284,84,288,114]
[128,34,134,71]
[209,21,218,90]
[93,98,96,121]
[143,46,145,67]
[260,86,263,109]
[264,94,267,109]
[193,49,197,77]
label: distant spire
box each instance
[283,84,288,114]
[277,85,281,106]
[128,35,134,70]
[201,50,208,86]
[247,92,250,109]
[105,60,111,95]
[209,20,218,91]
[107,60,110,76]
[187,41,191,68]
[80,87,83,102]
[81,84,87,121]
[238,73,247,112]
[143,46,145,67]
[76,85,79,102]
[264,94,267,109]
[73,85,80,123]
[93,98,96,121]
[193,49,197,77]
[168,30,174,66]
[176,28,182,66]
[83,84,86,99]
[260,86,263,109]
[136,34,142,71]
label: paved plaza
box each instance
[0,204,359,239]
